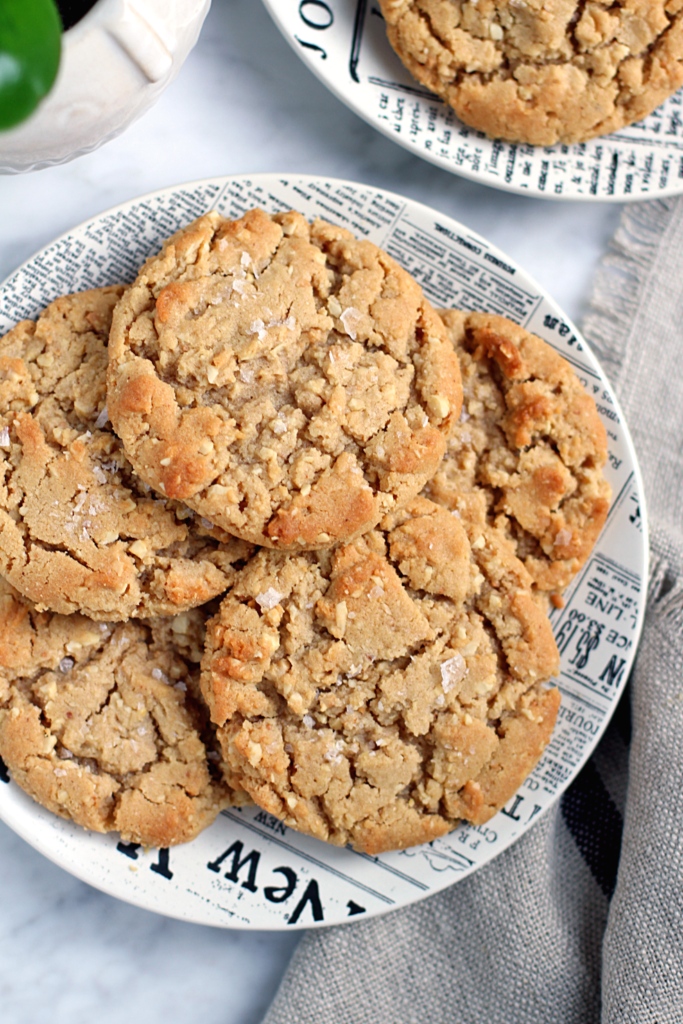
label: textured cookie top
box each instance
[202,496,560,853]
[0,288,252,619]
[427,310,611,592]
[379,0,683,145]
[107,209,462,550]
[0,581,235,847]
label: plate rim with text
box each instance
[262,0,683,203]
[0,173,648,929]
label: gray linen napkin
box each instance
[263,197,683,1024]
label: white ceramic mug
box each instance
[0,0,211,173]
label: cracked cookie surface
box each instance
[379,0,683,145]
[0,581,240,846]
[426,310,611,593]
[201,496,560,854]
[107,209,462,550]
[0,288,252,619]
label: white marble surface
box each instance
[0,1,624,1022]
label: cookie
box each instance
[201,496,560,854]
[426,310,611,593]
[0,580,241,846]
[378,0,683,145]
[107,208,462,550]
[0,288,252,619]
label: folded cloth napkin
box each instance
[262,198,683,1024]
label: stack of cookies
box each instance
[0,208,610,854]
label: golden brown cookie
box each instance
[201,496,560,854]
[0,578,243,847]
[0,288,252,619]
[378,0,683,145]
[426,310,611,593]
[107,208,462,551]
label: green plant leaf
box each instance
[0,0,61,131]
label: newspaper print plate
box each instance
[0,174,647,929]
[263,0,683,202]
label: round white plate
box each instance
[263,0,683,202]
[0,174,647,929]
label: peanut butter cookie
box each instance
[201,496,560,854]
[427,310,611,592]
[0,580,239,847]
[0,288,252,619]
[379,0,683,145]
[107,209,462,550]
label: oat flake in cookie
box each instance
[107,209,462,550]
[0,582,237,847]
[379,0,683,146]
[202,496,560,854]
[0,288,252,619]
[427,310,611,593]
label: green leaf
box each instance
[0,0,61,131]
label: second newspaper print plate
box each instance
[263,0,683,201]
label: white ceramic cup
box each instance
[0,0,211,173]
